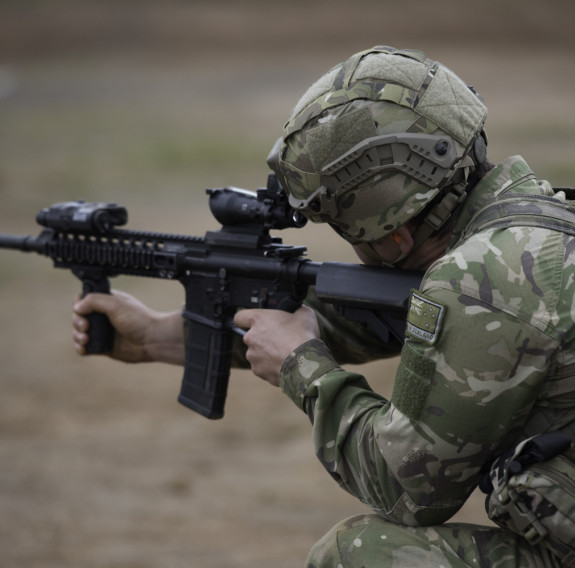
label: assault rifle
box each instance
[0,174,421,419]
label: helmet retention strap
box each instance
[411,167,470,252]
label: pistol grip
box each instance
[81,276,115,354]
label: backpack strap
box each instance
[460,191,575,242]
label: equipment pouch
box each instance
[481,432,575,567]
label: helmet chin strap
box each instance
[411,168,469,253]
[410,132,487,253]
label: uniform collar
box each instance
[448,156,551,250]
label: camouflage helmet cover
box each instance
[269,46,488,244]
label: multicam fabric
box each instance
[306,514,562,567]
[280,100,450,242]
[272,46,487,243]
[278,155,575,566]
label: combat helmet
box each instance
[268,46,488,262]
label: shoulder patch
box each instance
[406,291,445,344]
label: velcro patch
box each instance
[406,291,445,344]
[393,342,434,421]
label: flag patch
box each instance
[406,292,445,344]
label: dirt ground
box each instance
[0,2,574,567]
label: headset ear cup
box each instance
[473,132,487,165]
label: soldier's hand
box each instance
[73,290,185,365]
[233,305,320,386]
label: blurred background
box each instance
[0,1,574,566]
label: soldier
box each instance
[74,47,575,566]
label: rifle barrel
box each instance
[0,234,42,253]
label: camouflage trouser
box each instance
[306,514,562,568]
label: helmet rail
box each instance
[285,132,460,220]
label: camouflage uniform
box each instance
[260,46,575,566]
[278,156,575,567]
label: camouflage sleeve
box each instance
[279,286,556,525]
[279,223,569,526]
